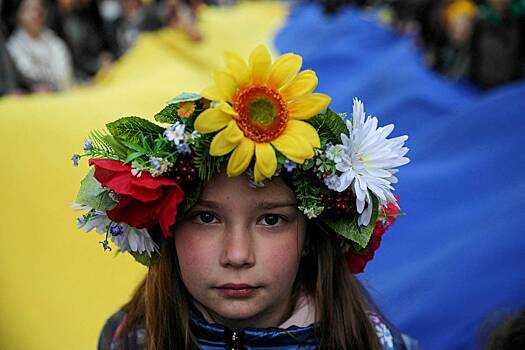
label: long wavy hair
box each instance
[118,217,384,350]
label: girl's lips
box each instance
[216,284,259,298]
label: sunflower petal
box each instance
[201,85,223,101]
[288,93,331,120]
[285,120,320,148]
[280,70,318,101]
[254,166,265,183]
[217,102,238,117]
[210,121,243,156]
[249,45,272,84]
[194,107,232,134]
[224,51,250,87]
[227,138,255,177]
[255,143,277,179]
[271,133,314,164]
[214,70,238,102]
[267,53,302,89]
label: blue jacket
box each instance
[99,310,415,349]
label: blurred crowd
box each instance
[319,0,525,89]
[0,0,209,95]
[1,0,524,96]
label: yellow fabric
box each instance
[0,2,287,350]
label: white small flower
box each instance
[299,206,324,219]
[164,122,186,145]
[325,143,342,163]
[333,98,409,226]
[190,130,201,140]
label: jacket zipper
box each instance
[230,331,239,350]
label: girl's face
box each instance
[175,171,305,330]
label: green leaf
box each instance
[129,251,159,267]
[154,104,180,124]
[106,117,164,144]
[309,108,348,144]
[320,196,379,249]
[89,130,130,160]
[75,168,116,211]
[124,151,145,163]
[167,92,201,105]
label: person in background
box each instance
[161,0,203,41]
[470,0,525,89]
[435,0,478,81]
[7,0,73,92]
[106,0,163,58]
[47,0,114,82]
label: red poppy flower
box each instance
[89,158,184,238]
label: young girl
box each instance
[73,45,414,349]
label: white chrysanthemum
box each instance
[110,223,159,257]
[332,98,409,226]
[73,204,159,256]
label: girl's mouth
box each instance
[216,284,260,298]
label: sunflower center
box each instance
[233,85,288,143]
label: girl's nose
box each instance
[219,224,256,268]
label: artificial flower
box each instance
[177,101,196,118]
[333,98,409,225]
[346,197,400,273]
[71,154,79,167]
[108,222,159,257]
[83,139,93,151]
[89,158,184,237]
[164,122,186,145]
[194,45,331,182]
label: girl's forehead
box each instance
[199,172,296,205]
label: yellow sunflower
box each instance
[194,45,331,182]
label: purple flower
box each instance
[325,174,341,191]
[71,154,80,167]
[150,157,162,171]
[99,240,112,251]
[109,223,124,236]
[76,216,86,226]
[83,139,93,151]
[177,143,191,154]
[284,159,297,172]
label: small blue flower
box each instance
[76,216,86,226]
[71,154,79,167]
[284,159,297,172]
[82,139,93,151]
[150,157,162,171]
[325,174,341,191]
[109,223,124,236]
[99,240,112,251]
[177,143,191,154]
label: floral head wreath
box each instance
[72,45,409,273]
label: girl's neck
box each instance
[192,293,316,331]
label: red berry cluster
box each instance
[170,156,198,185]
[320,190,356,216]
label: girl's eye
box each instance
[259,214,284,226]
[193,212,218,224]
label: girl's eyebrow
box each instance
[195,199,297,210]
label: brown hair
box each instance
[119,218,384,350]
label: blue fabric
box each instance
[275,4,525,350]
